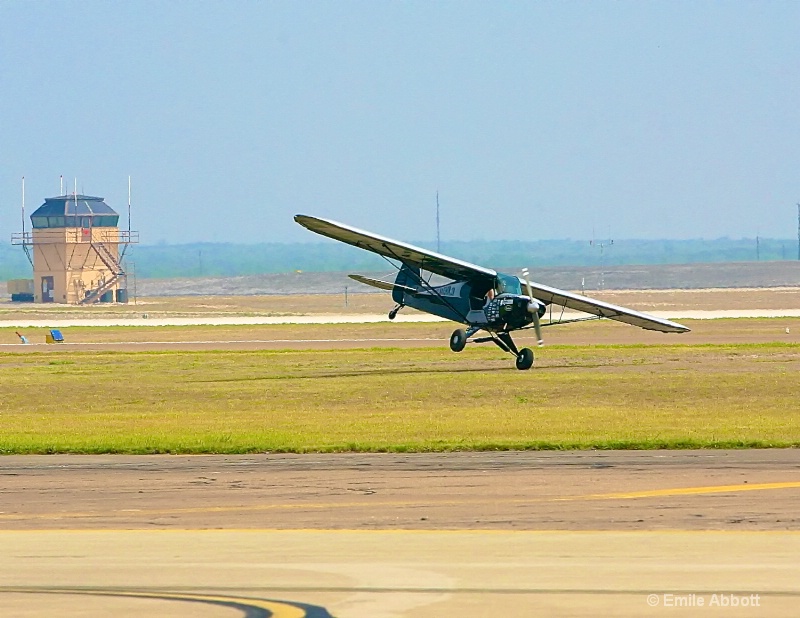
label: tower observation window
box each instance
[30,214,119,228]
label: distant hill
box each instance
[1,237,798,281]
[132,261,800,296]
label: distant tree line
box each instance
[1,237,797,281]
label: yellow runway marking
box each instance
[2,481,798,522]
[577,480,800,501]
[0,588,315,617]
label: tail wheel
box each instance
[515,348,534,370]
[449,329,467,352]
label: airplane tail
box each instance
[392,264,420,303]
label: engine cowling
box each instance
[485,294,535,330]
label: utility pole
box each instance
[590,230,613,290]
[797,203,800,261]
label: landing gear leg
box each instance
[388,303,404,320]
[496,332,519,356]
[497,332,534,370]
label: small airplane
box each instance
[295,215,690,370]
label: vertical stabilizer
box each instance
[392,264,420,303]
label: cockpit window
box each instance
[495,273,522,295]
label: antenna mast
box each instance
[60,175,63,195]
[436,191,441,253]
[120,176,133,261]
[19,176,33,266]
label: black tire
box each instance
[515,348,534,370]
[449,329,467,352]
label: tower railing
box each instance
[10,231,32,246]
[12,230,139,244]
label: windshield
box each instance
[495,273,522,295]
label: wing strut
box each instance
[378,242,473,325]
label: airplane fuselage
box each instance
[391,264,539,331]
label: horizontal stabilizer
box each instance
[349,274,416,294]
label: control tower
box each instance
[12,194,138,304]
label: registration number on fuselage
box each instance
[436,285,458,297]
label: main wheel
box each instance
[449,328,467,352]
[515,347,534,370]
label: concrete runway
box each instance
[2,451,799,616]
[3,308,800,328]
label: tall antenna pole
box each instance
[60,174,63,195]
[19,176,33,267]
[436,191,441,253]
[21,176,25,236]
[120,176,133,262]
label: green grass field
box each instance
[1,340,798,453]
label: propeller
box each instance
[521,268,544,347]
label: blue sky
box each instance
[2,1,799,245]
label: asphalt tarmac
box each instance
[2,450,799,616]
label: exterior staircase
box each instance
[79,241,126,305]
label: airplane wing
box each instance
[295,215,497,284]
[522,279,690,333]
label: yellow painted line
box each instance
[0,499,442,521]
[1,481,798,522]
[101,591,306,617]
[0,497,518,521]
[1,588,308,617]
[577,480,800,501]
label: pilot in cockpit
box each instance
[489,276,508,299]
[484,279,501,307]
